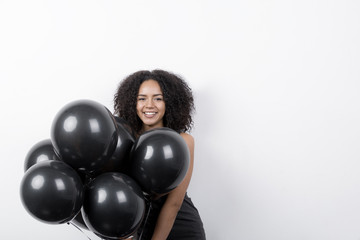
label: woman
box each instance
[114,70,206,240]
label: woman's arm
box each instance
[150,133,195,240]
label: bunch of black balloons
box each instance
[20,99,190,240]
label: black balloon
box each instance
[24,139,60,172]
[20,160,83,224]
[114,116,136,139]
[99,117,135,174]
[51,99,118,175]
[82,172,145,239]
[129,127,190,194]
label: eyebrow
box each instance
[137,94,163,97]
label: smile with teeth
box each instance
[144,112,157,117]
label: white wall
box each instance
[1,0,360,239]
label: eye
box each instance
[138,97,146,101]
[154,97,163,101]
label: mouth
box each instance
[144,112,157,118]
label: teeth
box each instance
[145,112,156,115]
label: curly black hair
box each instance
[114,69,195,135]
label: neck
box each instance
[140,123,164,135]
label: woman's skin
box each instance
[132,79,195,240]
[136,79,166,132]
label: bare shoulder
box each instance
[180,132,194,147]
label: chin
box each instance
[143,120,157,126]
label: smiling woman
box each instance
[114,70,195,135]
[113,69,206,240]
[136,80,166,132]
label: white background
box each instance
[1,0,360,239]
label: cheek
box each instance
[160,103,166,114]
[156,102,165,110]
[136,102,142,113]
[136,101,143,109]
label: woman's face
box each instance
[136,79,166,132]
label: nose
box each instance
[145,99,154,108]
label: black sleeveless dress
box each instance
[137,193,206,240]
